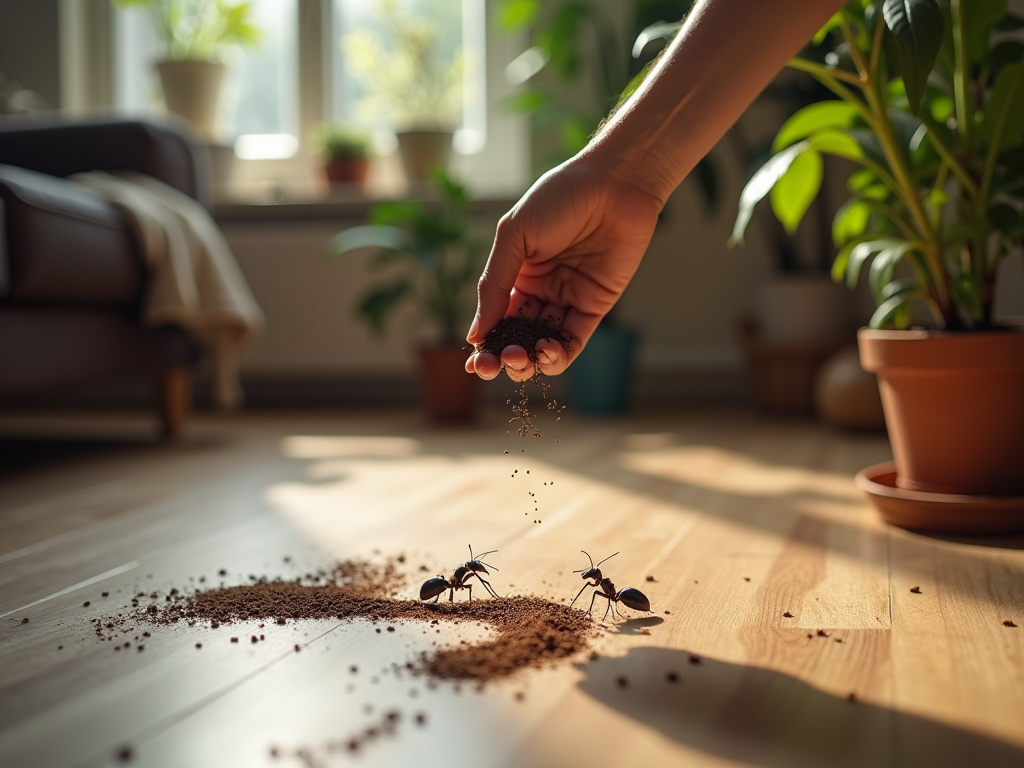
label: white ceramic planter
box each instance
[396,130,453,182]
[156,60,226,143]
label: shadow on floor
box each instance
[576,646,1024,768]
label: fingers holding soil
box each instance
[475,316,572,380]
[500,346,534,382]
[466,351,501,380]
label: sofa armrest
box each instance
[0,116,210,208]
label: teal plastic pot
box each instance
[567,326,638,415]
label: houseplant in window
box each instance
[328,171,484,421]
[344,0,463,184]
[112,0,261,142]
[312,123,372,187]
[732,0,1024,530]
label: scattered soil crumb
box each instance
[21,618,28,624]
[665,671,679,683]
[847,693,857,703]
[689,654,701,665]
[910,586,922,594]
[646,576,656,583]
[116,745,133,762]
[1004,620,1018,627]
[783,611,794,618]
[616,676,629,688]
[816,630,829,638]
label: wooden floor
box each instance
[0,405,1022,768]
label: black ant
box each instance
[419,545,500,603]
[570,550,651,620]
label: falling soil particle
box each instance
[783,611,794,618]
[251,636,258,644]
[116,745,133,762]
[137,645,144,652]
[102,592,109,597]
[847,693,857,703]
[689,655,701,665]
[743,577,751,582]
[195,643,202,649]
[664,610,671,615]
[807,634,814,639]
[143,632,150,637]
[415,713,427,726]
[218,569,227,576]
[1004,620,1018,627]
[616,676,629,688]
[646,576,656,583]
[910,586,922,594]
[665,671,679,683]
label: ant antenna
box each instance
[468,545,499,569]
[595,552,619,568]
[573,550,596,574]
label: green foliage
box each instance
[344,0,463,130]
[112,0,261,61]
[732,0,1024,330]
[310,124,373,161]
[327,171,484,345]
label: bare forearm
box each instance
[584,0,845,206]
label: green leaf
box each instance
[814,11,844,44]
[963,0,1006,63]
[328,225,413,258]
[870,289,920,328]
[498,0,540,30]
[951,274,984,322]
[883,0,945,114]
[730,142,809,246]
[847,238,902,289]
[770,150,823,234]
[357,280,412,335]
[987,40,1024,72]
[773,102,859,152]
[869,243,912,302]
[506,88,547,114]
[833,199,872,246]
[809,129,865,161]
[981,61,1024,153]
[368,201,421,226]
[989,203,1024,238]
[995,12,1024,32]
[632,20,684,58]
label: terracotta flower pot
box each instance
[323,156,369,185]
[418,345,478,422]
[858,327,1024,496]
[156,60,226,142]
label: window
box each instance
[108,0,527,199]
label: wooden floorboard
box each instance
[0,406,1021,768]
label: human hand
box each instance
[464,155,662,381]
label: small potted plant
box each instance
[312,124,372,186]
[344,0,463,183]
[732,0,1024,528]
[328,170,485,421]
[112,0,261,142]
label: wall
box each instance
[0,0,61,107]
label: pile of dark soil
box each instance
[478,316,571,363]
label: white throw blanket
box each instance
[73,171,263,410]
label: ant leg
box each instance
[477,577,499,598]
[570,583,591,608]
[587,590,600,616]
[468,584,473,603]
[449,587,454,603]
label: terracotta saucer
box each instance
[856,462,1024,534]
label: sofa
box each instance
[0,116,208,436]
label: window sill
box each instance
[212,187,520,224]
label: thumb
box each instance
[467,216,527,344]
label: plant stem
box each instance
[951,0,974,156]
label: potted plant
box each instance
[732,0,1024,524]
[312,123,372,187]
[328,170,485,422]
[112,0,261,143]
[344,0,463,183]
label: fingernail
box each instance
[467,314,480,342]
